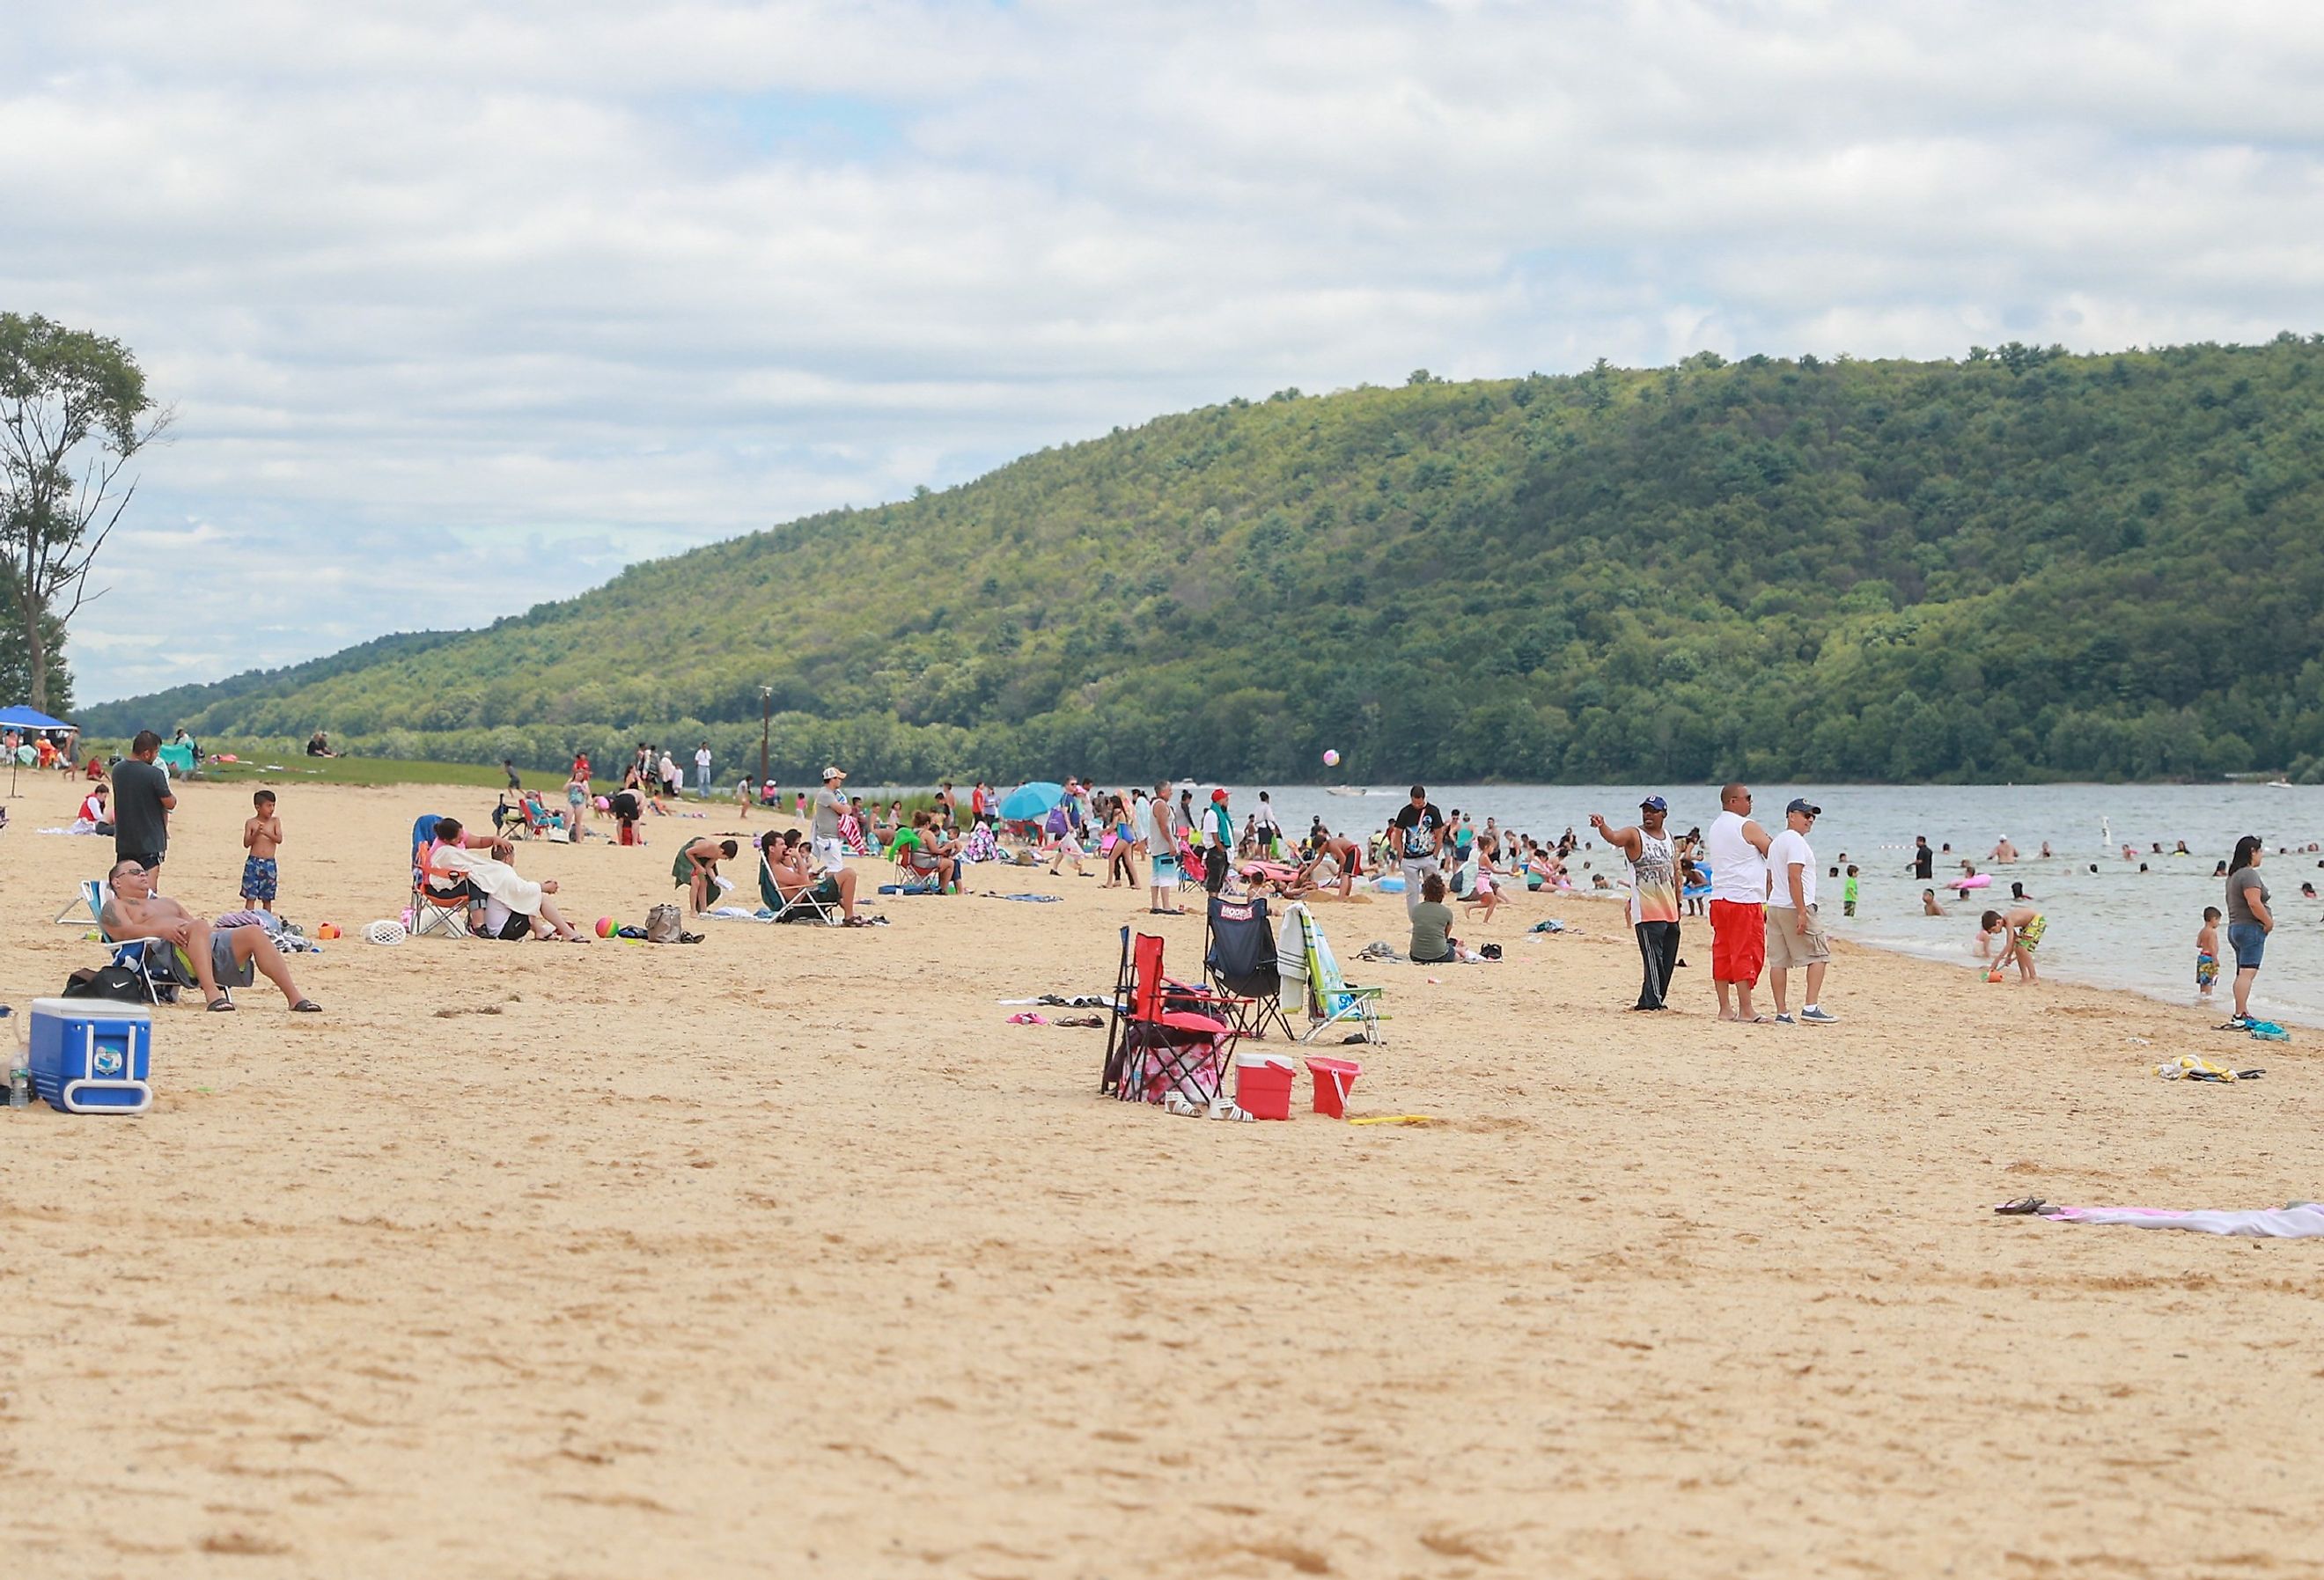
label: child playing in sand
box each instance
[241,790,283,912]
[2196,906,2221,1001]
[1976,905,2044,983]
[1843,864,1860,917]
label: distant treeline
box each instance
[81,337,2324,784]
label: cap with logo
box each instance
[1786,797,1821,817]
[1639,795,1668,812]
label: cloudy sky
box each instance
[9,0,2320,702]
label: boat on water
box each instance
[1327,786,1367,797]
[2268,779,2296,789]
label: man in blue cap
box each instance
[1591,794,1681,1010]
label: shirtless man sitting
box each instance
[761,829,870,924]
[102,857,319,1012]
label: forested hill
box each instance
[83,338,2324,783]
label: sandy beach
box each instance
[6,776,2324,1578]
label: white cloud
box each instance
[5,0,2321,701]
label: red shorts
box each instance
[1710,900,1765,984]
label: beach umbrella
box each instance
[998,781,1065,821]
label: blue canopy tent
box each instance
[0,704,76,792]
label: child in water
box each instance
[1843,864,1860,917]
[2196,906,2221,1001]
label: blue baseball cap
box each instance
[1786,797,1822,816]
[1639,795,1668,812]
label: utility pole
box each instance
[759,686,773,787]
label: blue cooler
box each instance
[28,998,153,1113]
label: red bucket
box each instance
[1304,1056,1363,1118]
[1234,1052,1296,1121]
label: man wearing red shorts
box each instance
[1703,782,1775,1022]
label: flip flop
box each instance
[290,999,321,1013]
[1994,1196,2048,1215]
[206,996,235,1012]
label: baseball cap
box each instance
[1211,789,1229,803]
[1786,797,1821,816]
[822,765,845,781]
[1639,795,1667,812]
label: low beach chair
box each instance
[81,878,181,1004]
[1203,893,1295,1042]
[1276,900,1384,1045]
[514,791,570,842]
[1102,928,1238,1107]
[759,849,842,925]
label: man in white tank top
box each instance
[1704,783,1774,1022]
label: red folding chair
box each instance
[1102,927,1239,1107]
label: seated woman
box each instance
[901,812,960,891]
[1408,872,1460,966]
[758,829,869,923]
[673,835,739,912]
[429,819,585,940]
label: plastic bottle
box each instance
[3,1005,28,1108]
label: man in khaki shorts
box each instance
[1765,797,1838,1025]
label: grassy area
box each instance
[192,755,534,791]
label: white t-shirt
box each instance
[1705,809,1769,904]
[695,748,711,771]
[1766,827,1817,909]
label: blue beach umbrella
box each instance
[998,781,1066,821]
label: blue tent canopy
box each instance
[0,705,72,731]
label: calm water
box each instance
[1229,783,2324,1023]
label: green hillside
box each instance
[82,338,2324,783]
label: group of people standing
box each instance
[1593,783,1839,1025]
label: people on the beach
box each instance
[430,819,585,940]
[1706,783,1774,1022]
[2196,907,2222,1002]
[1592,796,1680,1011]
[1408,872,1459,966]
[1391,785,1448,919]
[761,828,870,923]
[1145,781,1183,914]
[1765,799,1836,1025]
[673,836,739,913]
[2225,835,2272,1025]
[113,730,175,880]
[1976,904,2045,983]
[104,856,320,1011]
[241,790,283,911]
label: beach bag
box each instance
[63,964,149,1003]
[644,903,685,943]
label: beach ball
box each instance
[1323,749,1341,767]
[596,915,616,938]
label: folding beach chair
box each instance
[409,814,472,938]
[758,849,842,925]
[1203,893,1295,1042]
[513,791,570,842]
[1276,900,1385,1045]
[1101,928,1239,1107]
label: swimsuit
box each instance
[240,856,278,903]
[2015,914,2047,954]
[2195,951,2219,989]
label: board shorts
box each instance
[1763,903,1830,970]
[1709,899,1766,984]
[1153,853,1180,884]
[239,856,278,903]
[2195,951,2220,989]
[2015,914,2048,954]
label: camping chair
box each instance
[80,878,186,1004]
[1203,893,1296,1042]
[1102,928,1239,1107]
[759,849,842,925]
[514,791,570,842]
[885,833,944,895]
[409,814,473,938]
[1277,900,1385,1045]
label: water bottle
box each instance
[3,1005,28,1108]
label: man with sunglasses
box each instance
[102,857,320,1012]
[1765,798,1838,1025]
[1705,782,1774,1022]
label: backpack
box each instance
[644,903,685,943]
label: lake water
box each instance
[1232,783,2324,1024]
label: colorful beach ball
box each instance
[1322,749,1341,767]
[595,915,616,938]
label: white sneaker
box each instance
[1799,1006,1839,1024]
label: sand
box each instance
[5,776,2324,1578]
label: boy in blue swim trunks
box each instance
[241,789,283,912]
[2195,906,2221,1000]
